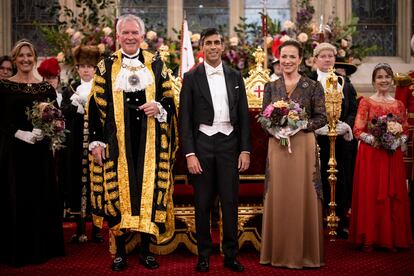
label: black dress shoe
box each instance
[224,257,244,272]
[111,256,127,272]
[196,256,209,272]
[139,254,159,269]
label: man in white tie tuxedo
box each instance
[87,14,177,271]
[309,42,358,239]
[179,28,251,273]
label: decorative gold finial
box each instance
[324,66,344,241]
[158,44,170,63]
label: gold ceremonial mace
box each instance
[325,67,344,241]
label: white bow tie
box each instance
[207,67,223,76]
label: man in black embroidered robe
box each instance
[87,14,178,271]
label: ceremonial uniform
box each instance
[87,49,178,258]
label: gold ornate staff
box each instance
[324,67,344,241]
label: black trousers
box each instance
[191,131,240,258]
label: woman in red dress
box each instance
[350,63,412,251]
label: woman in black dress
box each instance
[0,40,64,267]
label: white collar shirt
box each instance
[199,62,234,136]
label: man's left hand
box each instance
[238,152,250,172]
[139,102,159,117]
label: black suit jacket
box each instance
[179,63,251,155]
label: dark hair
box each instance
[0,55,16,75]
[200,28,224,46]
[372,63,394,83]
[278,40,304,58]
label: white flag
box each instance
[180,19,195,78]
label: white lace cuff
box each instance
[89,141,106,151]
[153,101,167,123]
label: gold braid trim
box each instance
[95,96,107,107]
[92,214,104,228]
[92,85,105,94]
[162,80,172,89]
[104,160,114,169]
[130,50,158,234]
[97,59,106,75]
[95,75,105,84]
[163,90,174,98]
[110,51,132,221]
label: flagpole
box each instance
[179,11,186,78]
[261,0,268,70]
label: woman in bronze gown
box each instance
[260,40,326,269]
[0,40,64,267]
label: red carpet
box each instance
[1,222,414,276]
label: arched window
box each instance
[12,0,58,56]
[183,0,229,34]
[119,0,168,35]
[352,0,397,56]
[244,0,290,24]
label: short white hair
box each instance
[116,14,145,35]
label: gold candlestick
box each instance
[324,67,344,241]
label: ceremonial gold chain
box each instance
[121,63,146,72]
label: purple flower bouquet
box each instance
[26,101,67,151]
[368,113,403,152]
[257,99,308,152]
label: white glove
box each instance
[360,132,375,145]
[337,121,354,141]
[390,139,401,151]
[315,124,329,136]
[14,130,36,144]
[71,97,85,114]
[32,128,44,141]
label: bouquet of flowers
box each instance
[26,101,67,151]
[257,99,308,153]
[368,113,403,152]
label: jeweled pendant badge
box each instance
[128,74,140,86]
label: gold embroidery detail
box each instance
[95,75,106,84]
[108,191,119,200]
[162,80,172,89]
[92,214,104,228]
[112,50,133,225]
[93,176,103,182]
[97,59,106,75]
[157,191,163,205]
[157,180,168,189]
[93,85,105,94]
[160,153,169,159]
[93,186,103,192]
[93,166,103,173]
[104,161,114,169]
[95,96,107,107]
[158,162,169,170]
[104,171,117,180]
[162,90,174,98]
[97,195,102,209]
[158,171,168,179]
[155,210,166,223]
[105,181,118,190]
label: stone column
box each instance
[168,0,183,40]
[0,0,12,55]
[229,0,244,37]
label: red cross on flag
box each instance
[254,85,265,98]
